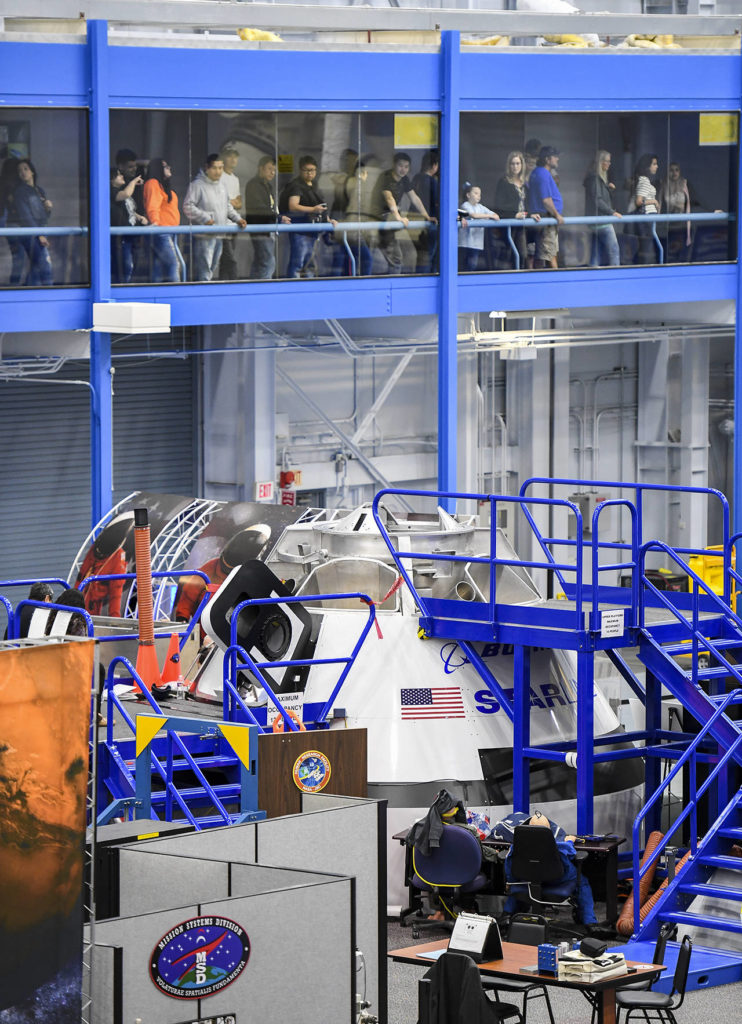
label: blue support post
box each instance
[644,667,663,834]
[512,644,531,813]
[576,649,594,835]
[437,30,460,509]
[88,20,113,526]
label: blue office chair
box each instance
[403,823,489,939]
[504,825,586,925]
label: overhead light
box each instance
[489,308,568,320]
[92,302,171,335]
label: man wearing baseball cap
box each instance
[527,145,564,269]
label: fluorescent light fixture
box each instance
[92,302,171,335]
[489,308,568,320]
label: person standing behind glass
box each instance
[143,158,180,283]
[371,151,435,275]
[280,155,335,278]
[583,150,622,267]
[244,155,288,279]
[493,151,535,269]
[111,164,147,283]
[0,157,26,285]
[13,159,53,286]
[630,153,660,265]
[411,149,440,273]
[183,153,247,282]
[527,146,564,269]
[218,147,242,280]
[458,184,499,271]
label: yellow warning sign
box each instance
[699,113,738,146]
[394,114,439,149]
[136,714,167,757]
[219,722,252,770]
[277,153,294,174]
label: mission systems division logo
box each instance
[150,916,250,999]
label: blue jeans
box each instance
[504,853,597,924]
[112,236,135,283]
[8,238,26,284]
[151,233,180,282]
[22,237,53,286]
[459,246,485,272]
[251,235,276,279]
[590,225,620,267]
[192,236,223,282]
[287,232,315,278]
[331,236,373,277]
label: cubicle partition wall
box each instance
[89,793,386,1024]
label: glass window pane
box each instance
[0,108,88,288]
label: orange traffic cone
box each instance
[135,642,161,693]
[160,633,181,685]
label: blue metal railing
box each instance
[99,655,238,829]
[223,591,377,732]
[630,687,742,938]
[371,487,592,633]
[638,540,742,681]
[591,499,639,630]
[520,477,731,604]
[10,598,95,640]
[77,569,211,647]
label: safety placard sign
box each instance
[601,609,624,638]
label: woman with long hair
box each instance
[143,157,181,282]
[631,153,660,264]
[583,149,622,266]
[13,158,53,286]
[493,150,537,269]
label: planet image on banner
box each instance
[292,750,331,793]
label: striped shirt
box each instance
[635,175,658,214]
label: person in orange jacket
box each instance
[173,524,271,624]
[75,514,133,617]
[143,157,181,282]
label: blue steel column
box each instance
[88,19,113,527]
[437,31,460,508]
[576,649,594,835]
[644,667,663,834]
[512,644,531,813]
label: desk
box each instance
[389,939,663,1024]
[394,829,624,923]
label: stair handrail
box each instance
[727,531,742,592]
[372,488,586,632]
[226,591,377,731]
[101,655,232,827]
[591,499,639,630]
[521,477,731,603]
[630,686,742,938]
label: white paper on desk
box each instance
[449,913,492,954]
[418,949,447,961]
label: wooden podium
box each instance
[257,726,367,818]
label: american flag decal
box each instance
[400,686,465,720]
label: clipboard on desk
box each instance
[448,912,503,963]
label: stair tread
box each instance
[150,784,241,801]
[698,853,742,869]
[660,911,742,933]
[678,882,742,900]
[123,755,239,769]
[665,639,742,654]
[719,827,742,838]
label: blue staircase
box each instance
[370,482,742,985]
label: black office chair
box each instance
[615,934,692,1024]
[583,922,675,1024]
[484,914,556,1024]
[504,825,586,928]
[402,823,489,939]
[420,951,523,1024]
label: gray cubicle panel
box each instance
[90,858,353,1024]
[255,793,387,1024]
[99,796,386,1023]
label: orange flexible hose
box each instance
[616,830,664,936]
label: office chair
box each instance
[420,951,523,1024]
[583,921,675,1023]
[615,935,692,1024]
[504,825,586,928]
[484,914,556,1024]
[403,823,488,939]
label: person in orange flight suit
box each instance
[173,524,271,624]
[74,515,133,617]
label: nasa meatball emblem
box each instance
[292,749,331,792]
[150,916,250,999]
